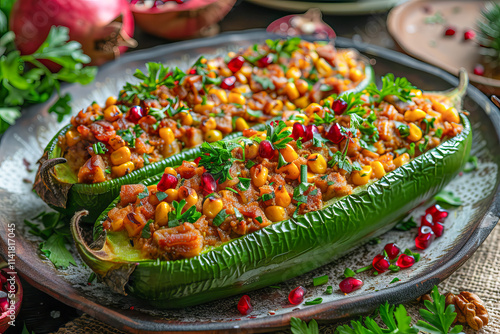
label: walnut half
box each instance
[445,291,489,331]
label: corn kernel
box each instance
[235,117,249,131]
[275,185,291,207]
[205,129,223,142]
[235,71,248,84]
[404,109,427,122]
[352,165,372,186]
[105,96,117,107]
[194,100,215,113]
[407,123,423,142]
[307,153,327,174]
[286,67,301,80]
[265,206,287,222]
[370,161,386,179]
[220,68,232,77]
[159,127,175,145]
[178,186,198,208]
[155,202,171,226]
[295,79,309,95]
[280,144,298,162]
[277,163,299,180]
[432,99,448,113]
[294,96,310,109]
[240,65,252,78]
[180,112,193,126]
[203,197,224,219]
[442,107,460,123]
[284,82,300,100]
[251,165,268,187]
[201,117,217,132]
[164,167,177,176]
[410,89,422,98]
[112,161,134,177]
[316,58,333,76]
[65,129,81,146]
[349,68,363,82]
[103,105,122,122]
[394,153,410,167]
[285,101,296,110]
[305,103,322,115]
[245,142,259,159]
[208,88,227,104]
[110,147,131,165]
[165,189,178,203]
[228,92,246,105]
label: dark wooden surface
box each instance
[5,2,393,333]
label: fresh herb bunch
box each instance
[198,140,244,183]
[245,37,302,64]
[167,200,202,228]
[365,73,415,103]
[291,286,464,334]
[266,120,293,149]
[0,25,97,134]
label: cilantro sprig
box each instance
[198,141,244,183]
[167,200,202,227]
[365,73,416,103]
[266,120,293,149]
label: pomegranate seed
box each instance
[331,99,348,115]
[201,172,217,195]
[464,30,475,41]
[189,68,196,74]
[415,225,435,249]
[237,295,253,315]
[303,124,319,142]
[228,56,245,73]
[259,140,275,159]
[474,64,485,76]
[426,204,448,223]
[432,222,445,237]
[127,106,145,123]
[396,254,416,269]
[291,122,306,140]
[157,173,178,192]
[194,156,201,165]
[339,277,363,294]
[326,123,346,144]
[221,76,236,90]
[384,243,401,260]
[288,286,306,305]
[444,27,456,36]
[257,55,273,68]
[372,254,390,273]
[421,214,434,228]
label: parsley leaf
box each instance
[48,93,72,122]
[40,233,76,269]
[290,317,319,334]
[434,190,462,207]
[212,208,229,227]
[253,75,275,90]
[167,200,201,227]
[198,141,242,183]
[365,73,416,103]
[394,216,418,231]
[141,220,153,239]
[266,120,293,149]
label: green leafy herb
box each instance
[464,155,478,172]
[290,317,319,334]
[212,208,229,227]
[422,117,436,135]
[48,93,72,122]
[247,108,264,118]
[408,142,416,157]
[313,274,329,286]
[236,177,251,192]
[325,286,333,295]
[246,160,256,169]
[305,298,323,305]
[398,124,410,138]
[261,192,275,202]
[394,216,417,231]
[266,120,293,149]
[234,207,244,222]
[253,75,275,90]
[40,233,77,269]
[434,190,462,207]
[414,286,464,334]
[278,153,288,169]
[265,37,302,59]
[269,285,281,289]
[92,142,108,155]
[389,264,401,272]
[403,248,421,262]
[141,220,153,239]
[255,216,263,224]
[435,128,444,138]
[156,192,168,201]
[167,200,202,227]
[293,165,311,202]
[366,73,416,103]
[137,187,149,199]
[88,272,96,284]
[390,277,401,284]
[344,268,356,278]
[198,141,242,183]
[116,129,136,147]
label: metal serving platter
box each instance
[0,30,498,333]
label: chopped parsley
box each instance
[92,142,107,155]
[141,220,153,239]
[167,200,202,227]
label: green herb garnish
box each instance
[313,274,329,286]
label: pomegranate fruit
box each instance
[227,56,244,73]
[396,254,415,269]
[331,99,348,115]
[237,295,252,315]
[0,268,23,333]
[339,277,363,294]
[221,76,236,90]
[288,286,306,305]
[291,122,306,140]
[372,254,390,273]
[383,243,401,260]
[259,140,275,159]
[10,0,135,67]
[157,173,178,192]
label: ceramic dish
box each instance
[0,30,498,333]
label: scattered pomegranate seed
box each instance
[227,56,245,73]
[426,204,448,223]
[326,123,346,144]
[474,64,485,76]
[331,99,348,115]
[339,277,363,294]
[194,156,202,165]
[200,172,217,195]
[303,124,319,142]
[372,254,390,273]
[157,173,178,192]
[237,295,253,315]
[189,68,196,74]
[415,225,435,249]
[444,27,456,36]
[291,122,306,140]
[129,306,135,310]
[432,222,445,237]
[396,254,416,269]
[383,243,401,260]
[259,140,275,159]
[221,76,237,90]
[127,106,145,123]
[257,55,273,68]
[464,30,475,41]
[420,214,434,228]
[288,286,306,305]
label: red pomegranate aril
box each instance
[339,277,363,294]
[201,172,217,195]
[464,30,475,41]
[426,204,448,223]
[421,214,434,227]
[257,55,273,68]
[189,68,196,75]
[157,173,178,192]
[326,123,346,144]
[416,226,435,249]
[127,106,145,123]
[432,222,445,237]
[259,140,275,159]
[227,56,245,73]
[444,27,456,36]
[291,122,306,140]
[372,254,390,273]
[331,99,348,115]
[288,286,306,305]
[474,64,485,76]
[194,156,202,165]
[221,76,237,90]
[396,254,416,269]
[384,243,401,260]
[304,124,319,141]
[237,295,253,315]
